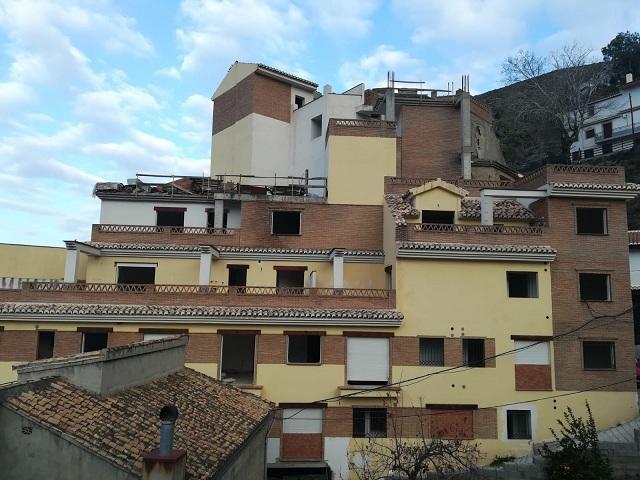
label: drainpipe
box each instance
[142,405,186,480]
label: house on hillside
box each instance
[0,336,274,480]
[1,62,639,479]
[571,73,640,162]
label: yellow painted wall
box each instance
[86,256,201,284]
[211,114,254,177]
[0,362,17,384]
[0,243,65,279]
[327,136,396,205]
[408,187,462,223]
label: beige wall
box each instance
[0,243,65,279]
[327,136,396,205]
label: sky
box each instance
[0,0,638,246]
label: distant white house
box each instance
[571,74,640,162]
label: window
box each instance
[585,128,595,139]
[272,211,301,235]
[353,408,387,438]
[228,265,248,289]
[571,150,581,162]
[507,410,532,439]
[579,273,611,301]
[602,122,613,139]
[206,209,228,229]
[288,335,321,364]
[347,337,389,385]
[583,341,615,369]
[220,334,256,385]
[36,331,55,360]
[422,210,455,224]
[507,272,538,298]
[117,265,156,285]
[587,104,595,117]
[514,341,549,365]
[420,338,444,366]
[155,208,185,227]
[82,332,108,352]
[463,339,485,368]
[385,265,393,290]
[294,95,305,109]
[602,141,613,154]
[276,269,305,290]
[311,115,322,138]
[584,148,594,159]
[576,207,607,235]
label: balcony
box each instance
[515,164,626,189]
[1,282,396,309]
[595,125,640,143]
[401,223,547,245]
[91,224,240,246]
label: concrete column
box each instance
[214,199,224,229]
[460,91,472,179]
[330,249,345,289]
[309,271,317,288]
[63,243,79,283]
[480,192,494,226]
[199,247,212,286]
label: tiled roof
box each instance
[397,241,556,255]
[2,369,272,479]
[0,303,404,320]
[460,198,536,221]
[549,182,640,191]
[87,242,200,251]
[384,193,420,226]
[257,63,318,88]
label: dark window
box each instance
[156,210,184,227]
[385,265,392,290]
[272,211,301,235]
[603,122,613,139]
[221,334,255,385]
[36,331,55,360]
[82,332,108,352]
[585,129,595,139]
[602,141,613,154]
[579,273,611,301]
[288,335,321,364]
[587,104,595,117]
[571,150,581,162]
[117,266,155,285]
[507,410,532,439]
[276,270,305,291]
[507,272,538,298]
[420,338,444,366]
[311,115,322,138]
[576,207,607,234]
[584,148,594,159]
[583,341,615,369]
[228,266,247,287]
[463,339,485,367]
[295,95,305,109]
[207,210,228,229]
[353,408,387,438]
[422,210,455,224]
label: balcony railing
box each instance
[595,125,639,142]
[95,224,235,235]
[413,223,544,235]
[8,282,396,309]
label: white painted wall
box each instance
[266,438,280,464]
[630,250,640,288]
[324,437,350,479]
[250,113,292,183]
[100,200,214,227]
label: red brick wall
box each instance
[281,433,323,460]
[257,334,286,364]
[324,407,352,437]
[52,331,82,357]
[444,338,462,366]
[515,365,552,391]
[109,332,143,347]
[186,333,219,363]
[323,336,345,365]
[0,330,36,361]
[326,119,396,138]
[388,407,430,437]
[430,409,474,439]
[398,105,462,179]
[212,72,291,135]
[473,408,498,439]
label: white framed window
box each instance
[514,341,549,365]
[346,337,389,385]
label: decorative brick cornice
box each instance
[546,182,640,199]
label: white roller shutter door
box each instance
[514,340,549,365]
[282,408,323,434]
[347,337,389,384]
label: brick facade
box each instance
[281,433,323,460]
[323,335,345,365]
[515,365,552,391]
[0,330,36,361]
[186,333,219,363]
[429,408,474,439]
[391,336,420,366]
[108,332,143,347]
[52,331,82,357]
[388,407,430,437]
[212,72,291,135]
[398,105,462,179]
[473,408,498,439]
[257,334,286,364]
[444,337,462,366]
[324,407,352,437]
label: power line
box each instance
[281,305,633,420]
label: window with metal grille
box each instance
[463,339,485,367]
[420,338,444,366]
[507,410,531,439]
[583,341,615,369]
[353,408,387,438]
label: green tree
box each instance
[538,401,612,480]
[602,31,640,83]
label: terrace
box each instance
[0,282,396,309]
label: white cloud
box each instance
[156,67,182,80]
[311,0,380,38]
[339,45,424,89]
[0,81,34,110]
[176,0,308,76]
[74,85,160,128]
